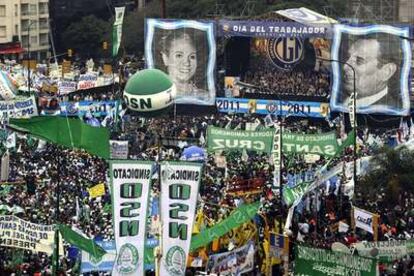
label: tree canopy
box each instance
[60,0,346,57]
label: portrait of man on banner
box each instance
[330,25,411,115]
[145,19,216,106]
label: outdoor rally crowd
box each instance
[0,58,412,275]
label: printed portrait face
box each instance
[343,39,396,99]
[162,34,197,84]
[330,24,411,115]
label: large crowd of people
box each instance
[0,53,413,275]
[239,58,331,100]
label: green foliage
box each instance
[61,15,111,58]
[357,146,414,208]
[62,0,346,56]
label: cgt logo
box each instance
[357,216,372,226]
[267,37,303,70]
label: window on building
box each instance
[39,3,48,14]
[39,18,48,29]
[21,35,29,47]
[21,20,29,31]
[21,4,29,16]
[0,5,6,17]
[30,4,37,15]
[14,25,18,36]
[0,26,6,38]
[39,33,48,45]
[31,35,38,44]
[14,4,18,16]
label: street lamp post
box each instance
[26,20,37,94]
[316,57,357,186]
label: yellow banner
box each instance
[88,183,105,198]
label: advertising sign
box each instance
[77,73,98,90]
[207,126,274,153]
[160,161,203,276]
[330,24,411,115]
[218,20,328,38]
[145,19,216,105]
[110,161,154,276]
[58,81,77,95]
[110,140,129,159]
[354,239,414,263]
[0,96,38,120]
[0,215,63,255]
[295,245,376,276]
[206,241,255,275]
[216,98,329,118]
[56,100,119,117]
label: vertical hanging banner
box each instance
[272,122,282,191]
[112,7,126,57]
[110,160,154,276]
[160,161,203,276]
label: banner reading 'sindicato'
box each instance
[160,161,203,276]
[111,161,154,276]
[295,245,377,276]
[0,215,63,255]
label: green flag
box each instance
[190,201,260,251]
[112,7,125,57]
[58,224,106,259]
[9,117,109,159]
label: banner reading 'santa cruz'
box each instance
[0,215,63,255]
[295,245,377,276]
[160,161,203,276]
[207,126,338,156]
[110,160,154,276]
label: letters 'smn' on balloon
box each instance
[123,69,176,115]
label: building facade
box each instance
[0,0,50,61]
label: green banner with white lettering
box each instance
[354,239,414,263]
[190,201,260,251]
[283,131,338,156]
[207,126,273,153]
[207,126,338,156]
[295,245,377,276]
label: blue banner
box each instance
[81,240,116,273]
[41,100,119,117]
[218,20,328,38]
[81,239,159,273]
[216,98,329,118]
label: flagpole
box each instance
[54,147,60,274]
[155,134,163,276]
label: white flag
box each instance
[1,151,9,181]
[5,133,15,149]
[353,207,375,234]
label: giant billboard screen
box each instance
[145,19,216,106]
[330,24,411,115]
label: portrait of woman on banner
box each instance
[145,20,216,106]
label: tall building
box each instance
[347,0,399,23]
[399,0,414,23]
[0,0,50,61]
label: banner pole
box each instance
[156,136,162,276]
[373,214,380,241]
[54,148,61,274]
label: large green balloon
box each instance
[123,69,176,115]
